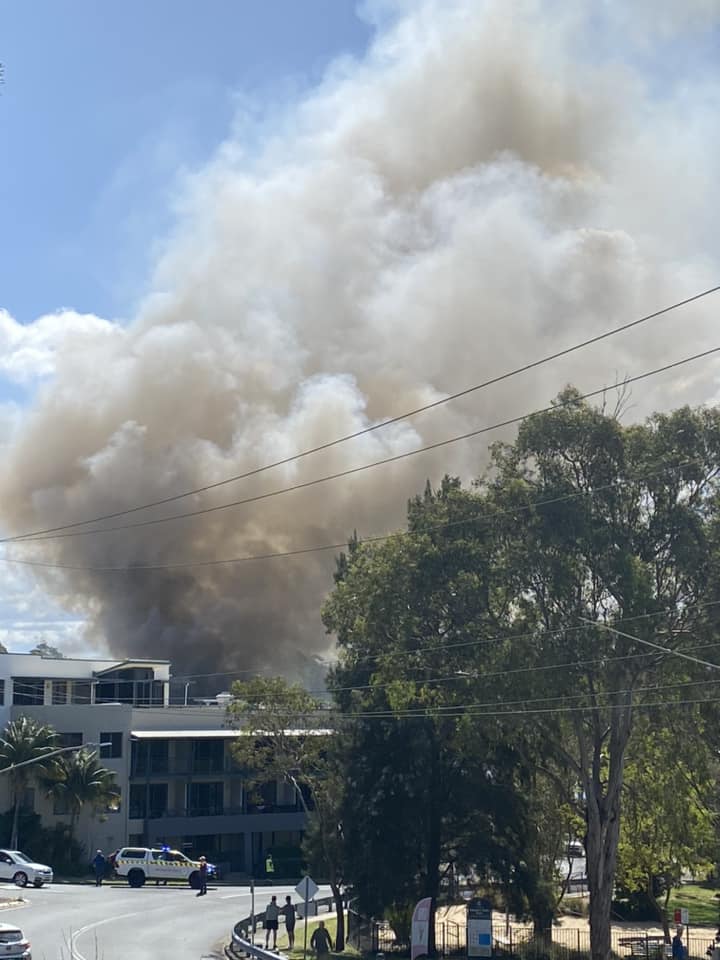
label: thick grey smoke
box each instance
[1,0,719,684]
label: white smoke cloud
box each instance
[1,0,719,681]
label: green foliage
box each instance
[0,716,58,848]
[227,677,348,949]
[42,748,119,837]
[0,809,85,874]
[322,395,720,960]
[616,714,719,925]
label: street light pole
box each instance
[0,741,112,774]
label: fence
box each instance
[366,919,720,959]
[227,894,342,960]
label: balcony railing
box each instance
[130,759,241,776]
[128,802,305,820]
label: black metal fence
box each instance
[363,919,720,960]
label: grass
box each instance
[274,915,360,960]
[667,884,720,927]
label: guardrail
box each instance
[226,895,338,960]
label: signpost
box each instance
[296,875,319,960]
[467,898,493,958]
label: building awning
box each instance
[131,729,240,739]
[130,728,333,739]
[95,659,169,677]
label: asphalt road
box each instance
[0,881,322,960]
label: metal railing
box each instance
[226,895,339,960]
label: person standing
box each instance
[265,894,280,950]
[92,849,106,887]
[673,927,686,960]
[310,920,333,959]
[282,895,297,949]
[196,856,208,897]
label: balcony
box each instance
[130,758,242,777]
[128,801,304,820]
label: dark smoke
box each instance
[0,0,718,684]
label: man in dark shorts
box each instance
[265,894,280,949]
[282,895,297,948]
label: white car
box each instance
[113,847,214,889]
[0,851,53,888]
[0,922,31,958]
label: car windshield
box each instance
[7,852,31,864]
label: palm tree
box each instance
[43,749,119,841]
[0,717,58,849]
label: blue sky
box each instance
[0,0,372,328]
[0,0,373,655]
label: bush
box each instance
[0,809,85,874]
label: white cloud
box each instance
[0,309,117,384]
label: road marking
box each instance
[71,910,143,960]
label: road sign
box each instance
[674,909,689,925]
[295,876,319,901]
[467,898,493,958]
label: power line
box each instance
[0,465,672,570]
[5,345,720,550]
[6,284,718,544]
[166,599,720,680]
[582,619,720,671]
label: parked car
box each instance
[113,847,216,889]
[0,851,53,888]
[0,922,32,958]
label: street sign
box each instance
[467,898,493,958]
[295,876,319,901]
[674,909,690,925]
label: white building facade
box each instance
[0,654,305,876]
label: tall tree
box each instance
[478,394,720,960]
[0,717,58,849]
[323,393,720,960]
[323,482,541,948]
[43,749,118,842]
[227,678,348,950]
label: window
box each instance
[0,679,4,705]
[148,783,168,818]
[129,784,146,819]
[187,781,223,816]
[51,680,68,705]
[131,739,168,775]
[121,848,147,860]
[21,788,35,812]
[59,732,83,749]
[71,680,92,704]
[129,783,168,820]
[13,677,44,706]
[100,733,123,759]
[193,739,224,774]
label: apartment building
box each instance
[0,653,305,875]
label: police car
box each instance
[113,847,215,889]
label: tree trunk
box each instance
[332,880,345,951]
[10,796,20,850]
[579,700,631,960]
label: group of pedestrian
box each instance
[264,894,332,958]
[265,895,297,950]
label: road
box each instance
[0,881,323,960]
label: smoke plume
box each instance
[1,0,719,686]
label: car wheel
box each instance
[128,869,146,888]
[188,871,201,890]
[13,871,28,888]
[33,879,44,888]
